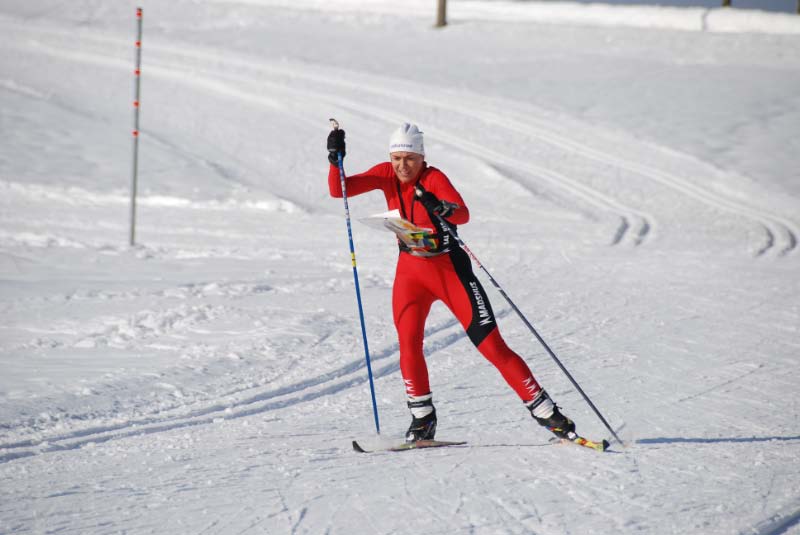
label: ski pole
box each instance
[417,186,623,446]
[330,118,380,435]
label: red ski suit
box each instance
[329,162,542,402]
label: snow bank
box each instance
[209,0,800,34]
[0,181,298,213]
[453,1,800,34]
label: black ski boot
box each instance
[527,390,575,439]
[405,394,437,442]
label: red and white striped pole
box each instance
[130,7,143,246]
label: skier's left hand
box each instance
[415,187,457,218]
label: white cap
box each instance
[389,123,425,156]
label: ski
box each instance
[352,439,467,453]
[352,435,608,454]
[559,434,611,452]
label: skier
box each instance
[327,122,577,443]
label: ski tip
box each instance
[587,438,611,452]
[352,440,367,453]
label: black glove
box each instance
[327,129,346,165]
[415,188,457,218]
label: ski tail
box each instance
[563,434,611,452]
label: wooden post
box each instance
[797,0,799,14]
[436,0,447,27]
[722,0,731,6]
[130,7,143,246]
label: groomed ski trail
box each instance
[2,22,649,249]
[9,19,797,257]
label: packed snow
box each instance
[1,0,799,533]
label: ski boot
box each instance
[526,389,575,439]
[405,393,437,442]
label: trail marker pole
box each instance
[130,7,143,246]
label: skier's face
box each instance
[390,152,424,184]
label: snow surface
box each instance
[1,0,799,533]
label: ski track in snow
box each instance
[3,19,797,257]
[1,8,799,535]
[164,39,796,256]
[0,297,512,464]
[1,12,797,464]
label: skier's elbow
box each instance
[452,206,469,225]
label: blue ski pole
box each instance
[330,118,380,435]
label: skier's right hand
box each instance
[327,129,346,165]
